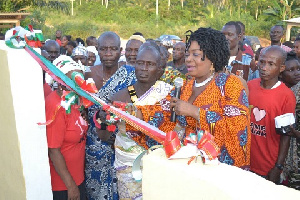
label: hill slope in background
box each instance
[19,1,297,42]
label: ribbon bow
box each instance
[164,131,182,158]
[184,130,220,162]
[163,130,220,164]
[24,25,44,48]
[61,91,79,114]
[72,72,98,108]
[61,72,98,113]
[5,30,26,49]
[5,25,44,49]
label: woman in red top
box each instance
[46,55,87,200]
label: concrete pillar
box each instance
[0,41,52,200]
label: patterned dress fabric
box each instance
[85,65,136,200]
[132,73,250,168]
[284,82,300,190]
[180,73,251,168]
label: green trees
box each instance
[1,0,299,40]
[0,0,69,13]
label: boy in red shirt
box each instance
[248,46,296,183]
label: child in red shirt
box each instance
[248,46,296,183]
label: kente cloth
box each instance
[167,61,188,75]
[226,49,257,81]
[115,81,174,199]
[125,80,176,149]
[284,82,300,190]
[116,81,174,161]
[85,65,136,200]
[159,65,186,86]
[180,73,251,169]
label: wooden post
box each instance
[70,0,75,16]
[286,24,291,41]
[156,0,158,18]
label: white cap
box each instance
[53,55,83,74]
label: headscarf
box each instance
[128,35,146,43]
[72,44,87,57]
[86,46,98,55]
[53,55,83,74]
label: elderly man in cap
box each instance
[125,34,146,66]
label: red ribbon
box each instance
[73,73,98,108]
[25,35,42,48]
[164,131,181,158]
[196,131,220,160]
[164,130,220,161]
[184,130,220,160]
[74,75,98,93]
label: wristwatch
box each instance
[275,163,284,170]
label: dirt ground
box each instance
[259,38,271,47]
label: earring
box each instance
[210,63,214,74]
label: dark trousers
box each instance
[52,182,86,200]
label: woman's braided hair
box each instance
[185,27,230,72]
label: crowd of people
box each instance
[35,20,300,200]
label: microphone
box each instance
[171,77,184,122]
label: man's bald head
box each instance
[136,45,161,67]
[86,36,98,47]
[44,40,60,50]
[174,42,185,49]
[263,45,287,65]
[98,31,120,47]
[270,25,284,44]
[44,40,60,62]
[98,31,121,68]
[139,40,160,53]
[172,42,185,61]
[258,45,287,83]
[135,46,162,83]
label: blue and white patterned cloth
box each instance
[85,65,136,200]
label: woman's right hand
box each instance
[67,184,80,200]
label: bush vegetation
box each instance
[4,0,298,41]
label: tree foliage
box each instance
[1,0,299,40]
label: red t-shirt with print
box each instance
[248,79,295,176]
[46,91,88,191]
